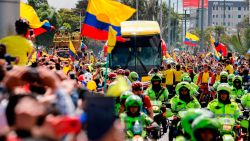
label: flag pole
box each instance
[103,53,109,93]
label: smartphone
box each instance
[69,72,76,80]
[86,96,115,140]
[30,30,34,36]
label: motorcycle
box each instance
[198,83,214,107]
[238,109,249,141]
[126,120,161,140]
[218,117,239,141]
[151,100,162,116]
[167,114,182,141]
[151,100,171,137]
[132,135,144,141]
[167,104,183,141]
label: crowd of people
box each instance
[0,19,249,141]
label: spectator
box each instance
[0,19,34,66]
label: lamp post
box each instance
[167,0,171,52]
[200,0,204,52]
[136,0,139,20]
[160,0,163,30]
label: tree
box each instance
[214,26,225,41]
[223,16,250,54]
[58,8,80,32]
[28,0,62,48]
[62,23,72,31]
[120,1,180,47]
[75,0,88,15]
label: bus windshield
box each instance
[110,34,162,74]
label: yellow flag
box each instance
[20,2,46,29]
[165,53,171,58]
[69,40,77,54]
[107,26,117,53]
[87,0,136,26]
[107,76,130,97]
[186,32,200,41]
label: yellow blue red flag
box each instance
[20,2,54,37]
[81,0,136,41]
[184,32,199,46]
[210,34,220,60]
[69,40,78,60]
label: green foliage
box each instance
[214,26,225,41]
[28,0,62,48]
[222,16,250,54]
[58,8,80,32]
[62,23,72,31]
[75,0,88,15]
[190,27,214,51]
[121,0,181,48]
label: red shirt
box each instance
[142,95,152,109]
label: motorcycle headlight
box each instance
[152,106,159,111]
[132,135,144,141]
[223,124,232,131]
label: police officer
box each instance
[207,83,241,120]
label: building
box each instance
[208,0,249,34]
[189,8,209,29]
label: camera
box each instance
[0,44,17,67]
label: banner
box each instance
[183,0,208,8]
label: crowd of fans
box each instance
[0,19,249,141]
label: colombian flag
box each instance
[33,21,54,37]
[81,0,136,41]
[210,34,220,60]
[69,40,78,61]
[184,32,199,46]
[20,2,54,37]
[214,42,228,57]
[81,40,88,50]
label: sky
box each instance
[21,0,79,9]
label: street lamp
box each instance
[200,0,204,52]
[167,0,171,53]
[136,0,138,20]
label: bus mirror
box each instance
[129,48,132,52]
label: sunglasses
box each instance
[132,77,138,81]
[180,88,188,91]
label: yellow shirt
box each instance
[224,65,234,74]
[0,35,33,66]
[215,74,220,81]
[164,69,175,85]
[63,66,71,74]
[174,70,182,82]
[202,72,210,83]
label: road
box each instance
[158,133,169,141]
[149,129,170,141]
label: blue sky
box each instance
[21,0,79,9]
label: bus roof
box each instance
[121,21,160,36]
